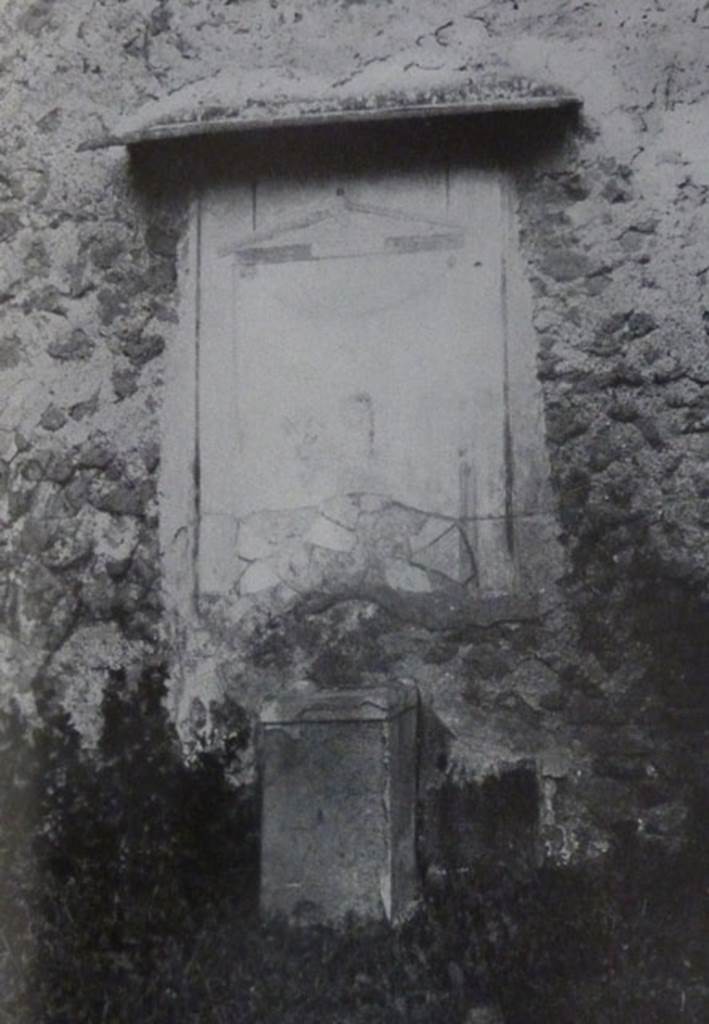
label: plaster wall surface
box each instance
[1,0,708,860]
[173,142,552,608]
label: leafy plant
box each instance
[0,667,705,1023]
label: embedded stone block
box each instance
[259,682,418,924]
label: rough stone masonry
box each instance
[0,0,707,871]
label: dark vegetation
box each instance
[0,667,706,1024]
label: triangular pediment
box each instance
[219,192,466,264]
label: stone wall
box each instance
[1,0,707,862]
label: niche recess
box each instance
[93,76,579,622]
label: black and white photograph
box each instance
[0,1,706,1020]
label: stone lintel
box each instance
[81,72,581,151]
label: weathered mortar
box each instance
[1,0,707,862]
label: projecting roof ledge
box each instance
[81,64,581,151]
